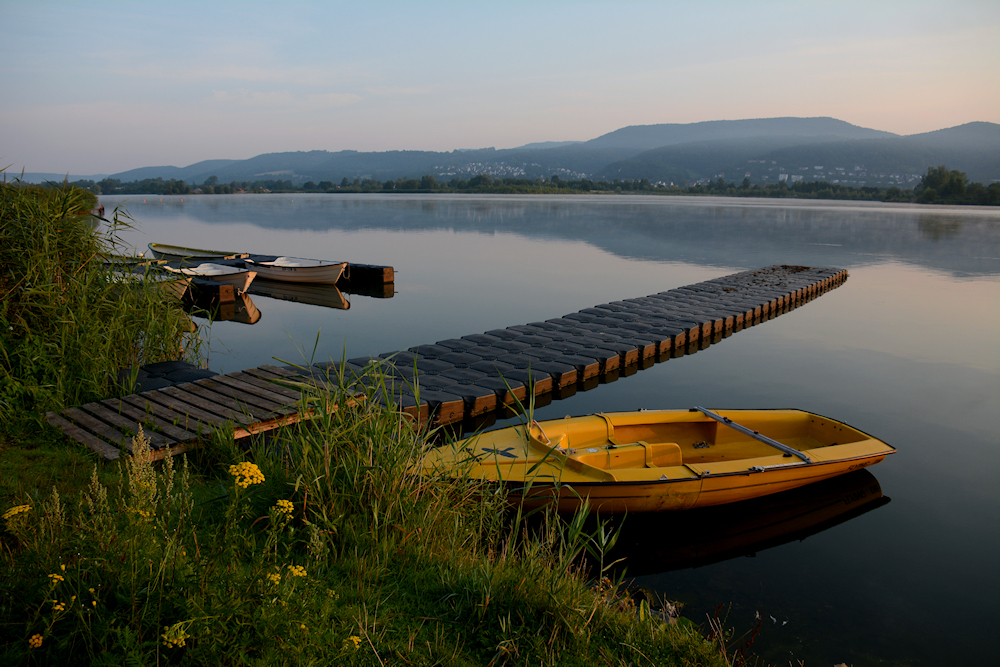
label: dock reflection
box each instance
[247,278,351,310]
[602,469,889,576]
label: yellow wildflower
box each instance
[266,572,282,585]
[48,573,64,583]
[29,634,43,649]
[274,499,294,516]
[287,565,306,578]
[345,635,363,650]
[161,622,191,648]
[300,623,307,630]
[52,600,66,612]
[3,504,32,520]
[228,462,265,488]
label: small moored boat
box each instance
[420,407,895,513]
[148,243,248,261]
[244,257,347,285]
[162,263,257,293]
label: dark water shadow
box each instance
[601,469,889,577]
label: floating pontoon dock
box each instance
[47,265,847,460]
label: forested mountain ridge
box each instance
[21,118,1000,188]
[583,116,896,149]
[595,123,1000,187]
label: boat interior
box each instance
[531,411,871,470]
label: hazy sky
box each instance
[3,0,998,175]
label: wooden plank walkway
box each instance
[46,265,846,460]
[46,364,322,460]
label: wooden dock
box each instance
[45,365,327,461]
[46,265,846,460]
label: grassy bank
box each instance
[0,178,730,666]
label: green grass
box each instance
[1,374,729,665]
[0,175,731,666]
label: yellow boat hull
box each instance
[421,409,895,513]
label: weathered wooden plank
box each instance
[226,371,302,400]
[258,364,303,378]
[179,382,272,421]
[61,407,134,451]
[257,364,341,393]
[46,411,121,460]
[211,373,302,406]
[152,386,248,425]
[232,412,311,439]
[193,377,295,415]
[119,394,216,436]
[101,398,198,443]
[79,401,179,449]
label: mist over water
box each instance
[102,193,1000,666]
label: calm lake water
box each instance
[100,193,999,666]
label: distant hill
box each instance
[595,122,1000,187]
[111,159,239,182]
[96,118,998,189]
[585,117,896,150]
[512,140,583,150]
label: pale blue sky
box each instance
[2,1,998,174]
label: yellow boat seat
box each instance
[637,441,683,468]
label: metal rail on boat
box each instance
[692,406,813,463]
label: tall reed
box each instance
[0,177,196,427]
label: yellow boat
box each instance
[421,408,895,513]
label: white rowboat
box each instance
[148,243,248,261]
[244,257,347,285]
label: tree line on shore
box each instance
[68,166,999,206]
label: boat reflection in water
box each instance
[183,292,262,325]
[603,469,889,576]
[106,260,192,302]
[247,278,351,310]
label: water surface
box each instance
[101,193,1000,666]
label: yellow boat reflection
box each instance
[607,469,889,573]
